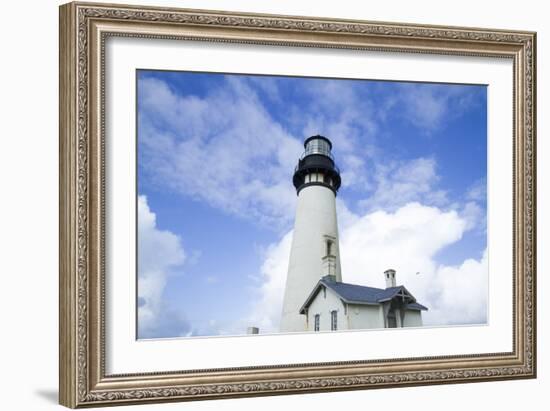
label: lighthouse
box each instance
[277,135,428,334]
[280,135,342,333]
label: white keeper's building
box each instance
[279,135,427,333]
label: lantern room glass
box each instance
[302,138,333,159]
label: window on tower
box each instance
[326,239,333,257]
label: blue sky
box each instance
[136,69,488,338]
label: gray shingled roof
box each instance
[299,276,428,313]
[321,280,401,303]
[405,302,428,311]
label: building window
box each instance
[331,310,337,331]
[326,239,333,257]
[314,314,320,331]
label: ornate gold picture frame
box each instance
[59,1,536,408]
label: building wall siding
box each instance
[403,309,423,327]
[347,304,384,329]
[303,285,424,331]
[305,286,347,331]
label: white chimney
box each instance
[384,269,396,288]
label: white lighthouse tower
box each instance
[280,135,342,333]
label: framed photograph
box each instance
[59,1,537,408]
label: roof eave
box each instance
[299,281,327,314]
[405,303,429,311]
[343,299,381,306]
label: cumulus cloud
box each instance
[427,250,488,325]
[341,203,466,291]
[339,202,487,325]
[244,231,293,333]
[137,195,190,338]
[250,202,487,331]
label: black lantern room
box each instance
[292,135,341,195]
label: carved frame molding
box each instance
[59,2,536,407]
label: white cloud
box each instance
[401,86,448,131]
[247,76,282,103]
[467,177,487,202]
[138,77,479,234]
[137,195,190,338]
[427,250,488,325]
[244,231,293,333]
[298,80,379,190]
[136,74,488,336]
[359,157,447,211]
[250,202,487,331]
[461,201,484,231]
[391,83,479,132]
[340,203,466,296]
[139,77,302,229]
[460,178,487,233]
